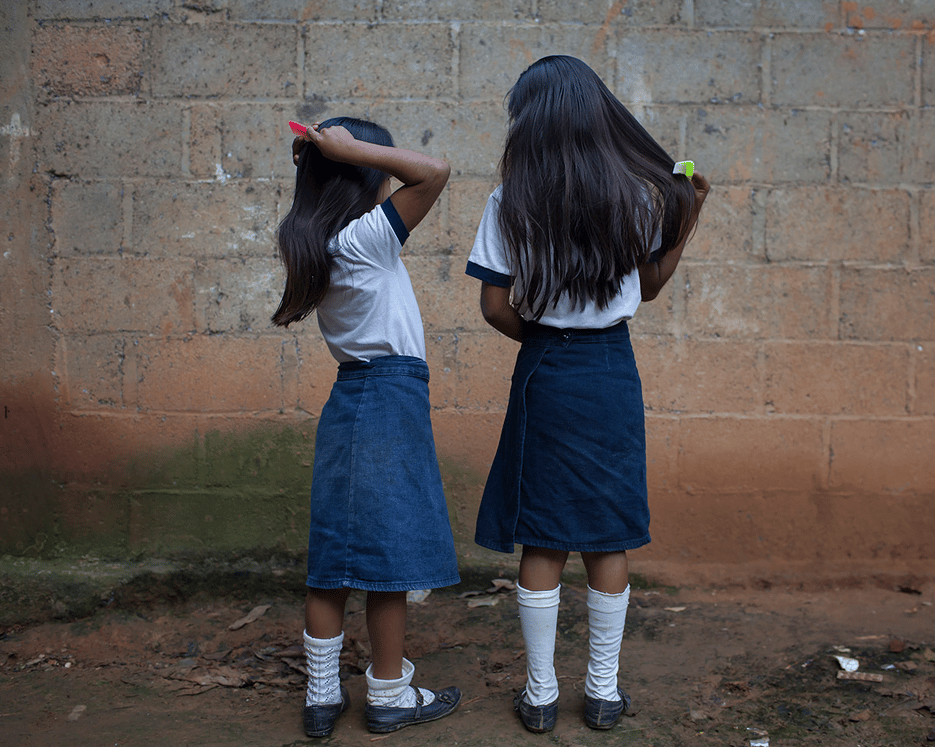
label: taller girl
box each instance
[465,56,709,732]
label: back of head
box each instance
[499,55,695,318]
[272,117,394,327]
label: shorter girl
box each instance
[465,56,709,732]
[274,117,461,736]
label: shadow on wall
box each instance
[0,378,314,558]
[0,378,484,562]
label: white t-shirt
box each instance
[466,185,656,329]
[315,199,426,363]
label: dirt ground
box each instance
[1,573,934,747]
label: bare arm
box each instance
[639,172,710,302]
[480,282,524,342]
[294,124,450,233]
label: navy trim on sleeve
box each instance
[465,261,512,288]
[381,198,410,246]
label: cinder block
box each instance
[51,180,123,255]
[52,257,196,334]
[644,414,678,491]
[39,101,182,178]
[135,334,284,412]
[304,23,453,99]
[228,0,376,21]
[150,23,299,99]
[448,178,500,258]
[32,24,144,98]
[838,111,910,185]
[34,0,169,19]
[458,25,547,100]
[401,188,447,257]
[214,103,295,180]
[537,24,618,77]
[194,258,284,333]
[687,185,756,260]
[295,333,338,415]
[908,109,935,185]
[921,189,935,264]
[683,264,835,340]
[839,267,935,341]
[617,31,762,105]
[764,342,909,416]
[384,0,530,21]
[765,187,911,262]
[687,106,832,184]
[915,345,935,415]
[370,101,508,177]
[424,332,459,409]
[925,37,935,106]
[447,330,519,411]
[695,0,834,28]
[830,419,935,493]
[629,277,680,336]
[543,0,684,25]
[633,337,761,414]
[840,1,935,30]
[408,255,482,332]
[132,181,279,258]
[771,33,914,108]
[189,104,222,179]
[59,335,126,410]
[680,416,825,491]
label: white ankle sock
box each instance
[366,657,436,708]
[304,630,344,706]
[516,583,561,706]
[585,584,630,701]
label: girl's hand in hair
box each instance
[305,123,359,163]
[690,172,710,217]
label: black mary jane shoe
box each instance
[584,686,631,730]
[365,685,461,733]
[303,685,350,738]
[513,687,558,733]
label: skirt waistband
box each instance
[336,355,429,381]
[522,318,630,345]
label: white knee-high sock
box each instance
[366,657,436,708]
[517,583,561,706]
[585,584,630,701]
[304,630,344,706]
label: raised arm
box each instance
[639,172,710,302]
[296,124,450,233]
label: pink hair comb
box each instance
[289,120,309,137]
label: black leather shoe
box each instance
[366,686,461,733]
[513,687,558,733]
[303,685,350,737]
[584,686,630,729]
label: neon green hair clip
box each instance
[673,161,694,179]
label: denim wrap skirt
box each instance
[475,320,650,554]
[307,355,460,591]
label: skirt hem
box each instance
[305,574,461,592]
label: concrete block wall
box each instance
[1,0,933,579]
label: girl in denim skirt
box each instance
[465,56,709,732]
[274,117,461,736]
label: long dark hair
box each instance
[499,55,696,318]
[272,117,394,327]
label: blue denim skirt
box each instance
[475,321,650,554]
[307,355,460,591]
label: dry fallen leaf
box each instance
[229,604,271,631]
